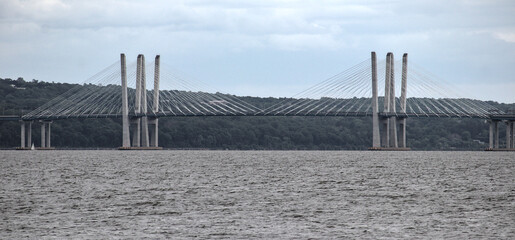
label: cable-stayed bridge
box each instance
[6,52,515,150]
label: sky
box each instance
[1,0,514,103]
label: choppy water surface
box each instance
[0,150,513,239]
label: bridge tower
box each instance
[398,53,408,148]
[388,53,398,148]
[149,55,160,147]
[120,53,162,150]
[132,54,143,147]
[371,52,409,150]
[371,52,380,148]
[140,55,150,147]
[121,54,131,147]
[381,53,392,148]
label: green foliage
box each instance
[1,78,514,150]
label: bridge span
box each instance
[6,52,514,150]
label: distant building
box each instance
[10,84,26,90]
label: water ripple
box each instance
[0,150,514,239]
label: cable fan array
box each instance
[261,58,500,118]
[260,59,374,116]
[149,63,260,117]
[23,58,261,120]
[22,55,501,121]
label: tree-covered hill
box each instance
[1,78,513,150]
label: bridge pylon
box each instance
[121,53,131,147]
[119,53,162,150]
[370,52,410,151]
[149,55,160,147]
[398,53,408,148]
[371,52,380,148]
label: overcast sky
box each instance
[1,0,514,102]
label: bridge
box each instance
[4,52,514,150]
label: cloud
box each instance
[0,0,514,101]
[493,31,515,43]
[268,33,344,51]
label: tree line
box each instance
[1,78,513,150]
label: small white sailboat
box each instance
[31,143,35,150]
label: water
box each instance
[0,150,513,239]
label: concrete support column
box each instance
[46,121,51,148]
[120,53,131,148]
[511,121,514,148]
[27,121,32,148]
[150,55,160,147]
[388,53,398,148]
[381,118,389,147]
[506,121,514,149]
[20,121,25,148]
[140,55,150,147]
[489,120,494,148]
[509,121,512,149]
[494,121,499,148]
[399,118,407,148]
[371,52,380,148]
[382,53,392,148]
[132,54,143,147]
[149,118,158,147]
[398,53,408,148]
[131,119,141,147]
[40,121,46,148]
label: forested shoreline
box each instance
[1,78,514,150]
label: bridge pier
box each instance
[20,121,25,148]
[486,117,515,151]
[380,118,389,147]
[489,120,495,148]
[40,121,45,148]
[512,121,515,148]
[398,117,407,148]
[506,120,513,149]
[17,120,32,150]
[27,121,32,148]
[38,120,53,149]
[149,118,158,147]
[131,119,141,147]
[495,121,500,148]
[46,121,51,148]
[488,120,501,149]
[487,119,515,151]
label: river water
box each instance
[0,150,513,239]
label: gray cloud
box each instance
[0,0,514,102]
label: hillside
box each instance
[1,78,514,150]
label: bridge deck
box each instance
[489,114,515,121]
[0,115,21,121]
[13,111,497,121]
